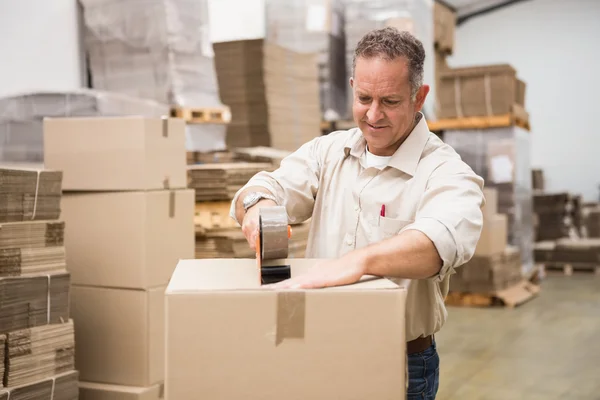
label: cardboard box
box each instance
[61,189,194,289]
[44,116,187,191]
[475,214,508,256]
[79,381,163,400]
[482,187,499,220]
[71,285,165,387]
[165,258,408,399]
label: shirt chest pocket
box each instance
[375,216,414,241]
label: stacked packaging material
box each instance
[265,0,348,120]
[188,162,275,202]
[0,166,78,399]
[551,238,600,265]
[195,222,310,259]
[450,188,522,293]
[584,205,600,238]
[533,192,582,241]
[343,0,435,119]
[444,127,534,275]
[0,89,168,163]
[213,39,322,151]
[233,147,292,168]
[43,116,194,399]
[79,0,227,152]
[437,64,528,121]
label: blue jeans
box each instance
[407,341,440,399]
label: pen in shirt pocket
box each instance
[380,204,386,217]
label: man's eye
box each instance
[385,100,400,106]
[358,97,371,103]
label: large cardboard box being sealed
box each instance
[44,116,187,191]
[165,258,408,399]
[61,189,194,289]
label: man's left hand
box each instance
[268,255,367,289]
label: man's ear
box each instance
[414,85,430,111]
[349,77,354,88]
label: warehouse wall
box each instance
[0,0,84,98]
[448,0,600,202]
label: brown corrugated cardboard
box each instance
[61,189,194,289]
[482,188,498,220]
[71,285,165,387]
[79,381,163,400]
[43,117,187,191]
[165,258,408,399]
[434,1,456,54]
[475,214,508,256]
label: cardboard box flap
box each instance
[166,258,400,293]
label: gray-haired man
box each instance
[231,27,485,399]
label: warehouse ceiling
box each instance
[440,0,531,24]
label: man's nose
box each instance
[366,102,383,122]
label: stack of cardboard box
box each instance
[450,188,522,293]
[584,206,600,238]
[213,39,322,151]
[433,1,455,117]
[265,0,348,120]
[43,116,194,400]
[533,192,582,241]
[0,166,78,400]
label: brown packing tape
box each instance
[275,291,305,346]
[169,191,176,218]
[162,116,169,137]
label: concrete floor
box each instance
[435,274,600,400]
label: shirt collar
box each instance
[343,112,431,176]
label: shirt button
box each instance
[346,237,353,246]
[354,205,359,211]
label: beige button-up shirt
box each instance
[231,113,485,341]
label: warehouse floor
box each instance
[435,274,600,399]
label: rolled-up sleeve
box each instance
[403,160,485,282]
[229,138,322,225]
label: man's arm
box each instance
[359,161,485,281]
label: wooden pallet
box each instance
[543,262,600,276]
[445,281,540,308]
[171,106,232,124]
[427,112,530,132]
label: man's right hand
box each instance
[241,199,278,250]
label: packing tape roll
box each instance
[259,206,289,260]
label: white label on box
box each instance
[306,5,327,32]
[490,155,514,183]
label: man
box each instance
[230,27,484,399]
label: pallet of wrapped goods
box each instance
[187,162,274,201]
[0,168,62,222]
[4,320,75,388]
[0,272,70,334]
[213,39,321,150]
[533,192,582,241]
[0,370,79,400]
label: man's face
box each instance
[350,56,429,156]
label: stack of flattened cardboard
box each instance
[551,238,600,264]
[165,259,409,399]
[0,370,79,400]
[233,147,292,168]
[186,150,236,165]
[0,334,5,385]
[0,221,66,276]
[438,64,528,120]
[188,162,274,201]
[450,188,522,293]
[195,222,310,259]
[4,320,75,387]
[0,165,77,394]
[0,168,62,222]
[444,126,535,275]
[213,39,321,151]
[43,116,194,400]
[533,192,582,241]
[584,206,600,238]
